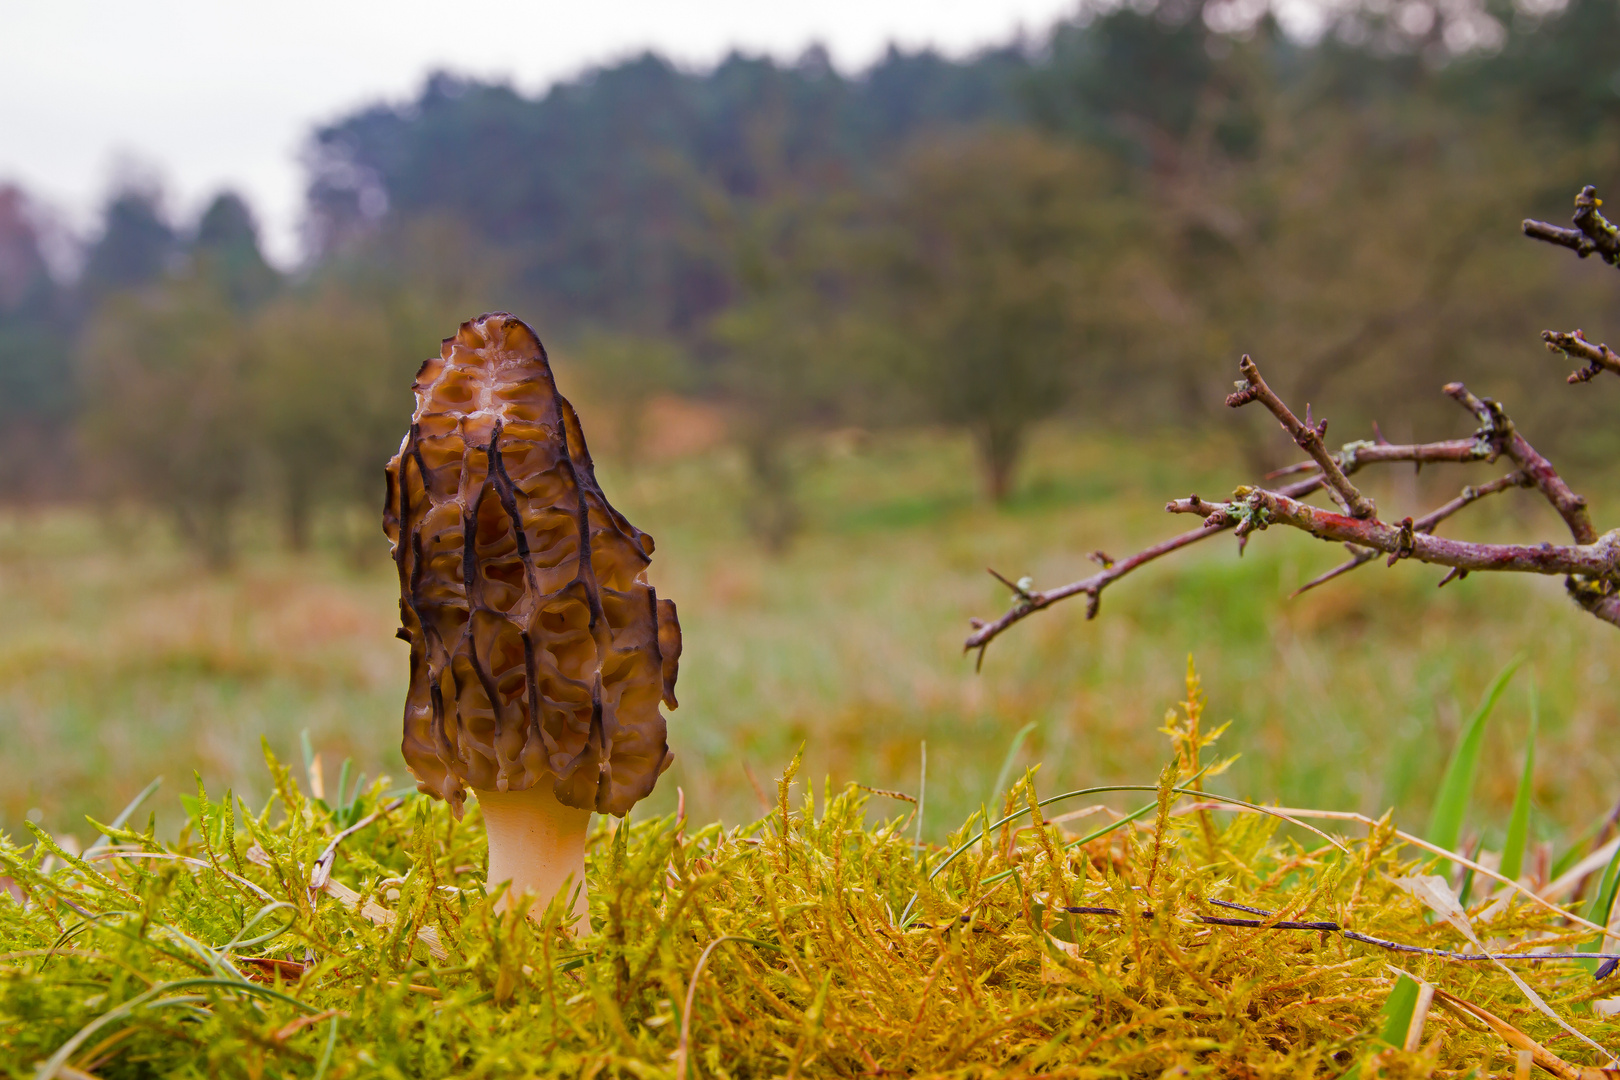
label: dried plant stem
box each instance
[1041,899,1620,967]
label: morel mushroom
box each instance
[384,312,681,928]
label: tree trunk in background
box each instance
[744,434,801,553]
[175,500,235,570]
[977,424,1023,504]
[284,476,311,552]
[197,503,235,571]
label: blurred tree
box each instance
[0,188,55,316]
[1129,93,1614,467]
[1019,0,1618,472]
[304,46,1029,340]
[252,291,400,553]
[192,192,279,309]
[1491,0,1620,134]
[0,186,73,500]
[80,186,175,301]
[253,216,491,557]
[566,332,691,469]
[864,129,1138,501]
[1025,0,1261,169]
[79,276,255,567]
[709,183,866,549]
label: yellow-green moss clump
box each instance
[2,728,1616,1078]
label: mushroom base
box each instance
[476,783,592,930]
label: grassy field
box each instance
[2,423,1617,854]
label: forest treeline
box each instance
[2,0,1618,561]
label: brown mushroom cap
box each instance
[384,313,680,817]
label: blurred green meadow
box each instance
[4,421,1616,856]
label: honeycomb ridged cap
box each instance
[383,313,680,817]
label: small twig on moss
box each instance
[1030,898,1620,975]
[309,799,405,892]
[916,894,1620,976]
[675,935,783,1080]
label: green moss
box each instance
[1,740,1615,1076]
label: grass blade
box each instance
[1499,684,1537,884]
[914,740,927,867]
[1336,972,1429,1076]
[312,1013,340,1080]
[1377,971,1421,1048]
[1551,810,1610,881]
[988,722,1037,805]
[1580,842,1620,977]
[1426,658,1522,864]
[84,776,164,857]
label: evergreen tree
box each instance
[193,191,279,309]
[80,187,175,300]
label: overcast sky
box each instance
[2,1,1091,267]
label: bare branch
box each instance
[962,189,1620,662]
[1523,185,1620,269]
[964,431,1499,655]
[1443,383,1596,544]
[966,368,1620,658]
[1269,438,1486,482]
[1543,329,1620,384]
[1413,471,1531,534]
[1226,354,1377,519]
[1168,485,1618,581]
[1292,472,1530,597]
[967,523,1224,663]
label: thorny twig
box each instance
[967,374,1613,653]
[967,434,1496,663]
[1294,472,1532,596]
[1226,354,1377,520]
[967,187,1620,660]
[1442,382,1596,545]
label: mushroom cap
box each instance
[384,313,680,817]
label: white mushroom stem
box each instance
[476,783,592,931]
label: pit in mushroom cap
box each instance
[384,312,681,819]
